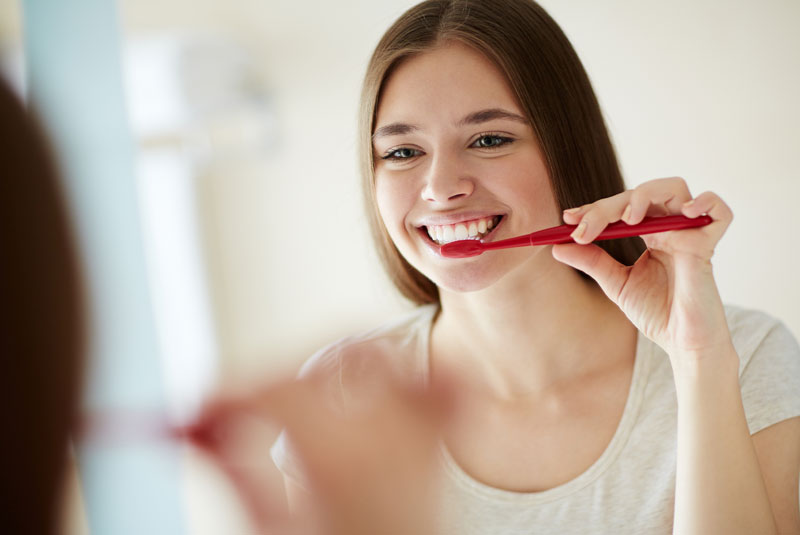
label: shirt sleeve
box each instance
[736,314,800,435]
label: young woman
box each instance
[185,0,800,533]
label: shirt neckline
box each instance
[418,307,652,504]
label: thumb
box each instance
[551,243,629,303]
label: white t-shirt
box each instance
[271,305,800,534]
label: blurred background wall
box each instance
[1,1,798,534]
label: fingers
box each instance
[625,177,692,225]
[188,373,454,535]
[641,190,732,258]
[680,190,733,242]
[562,190,631,243]
[560,178,732,268]
[562,177,696,244]
[189,373,453,480]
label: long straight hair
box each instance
[359,0,645,305]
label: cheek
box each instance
[515,174,556,207]
[375,176,414,234]
[496,160,559,221]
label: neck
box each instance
[432,250,635,400]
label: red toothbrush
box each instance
[439,214,713,258]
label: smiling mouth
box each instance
[422,215,503,245]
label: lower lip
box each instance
[418,218,505,257]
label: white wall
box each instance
[4,0,797,376]
[115,0,800,378]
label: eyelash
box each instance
[470,133,515,149]
[380,133,515,161]
[381,147,422,161]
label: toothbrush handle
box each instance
[529,214,713,245]
[595,214,713,241]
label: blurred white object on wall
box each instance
[123,32,278,423]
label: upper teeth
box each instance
[426,216,499,245]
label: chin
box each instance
[416,247,554,296]
[435,276,495,294]
[423,260,510,294]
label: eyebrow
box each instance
[372,108,528,140]
[372,122,419,140]
[458,108,528,126]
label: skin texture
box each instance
[373,44,562,295]
[194,42,800,535]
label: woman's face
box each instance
[373,42,562,293]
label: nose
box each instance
[420,155,474,203]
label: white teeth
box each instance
[442,225,455,242]
[424,216,501,245]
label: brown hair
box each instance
[0,78,85,534]
[359,0,645,305]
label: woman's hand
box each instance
[552,177,735,367]
[185,373,453,535]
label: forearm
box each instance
[672,346,778,535]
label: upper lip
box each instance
[414,210,504,227]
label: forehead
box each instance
[375,42,523,128]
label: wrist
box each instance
[669,343,740,395]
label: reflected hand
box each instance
[186,373,454,535]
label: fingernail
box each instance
[564,207,582,214]
[572,221,587,241]
[683,199,695,207]
[621,204,632,222]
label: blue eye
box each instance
[472,134,514,149]
[382,147,422,160]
